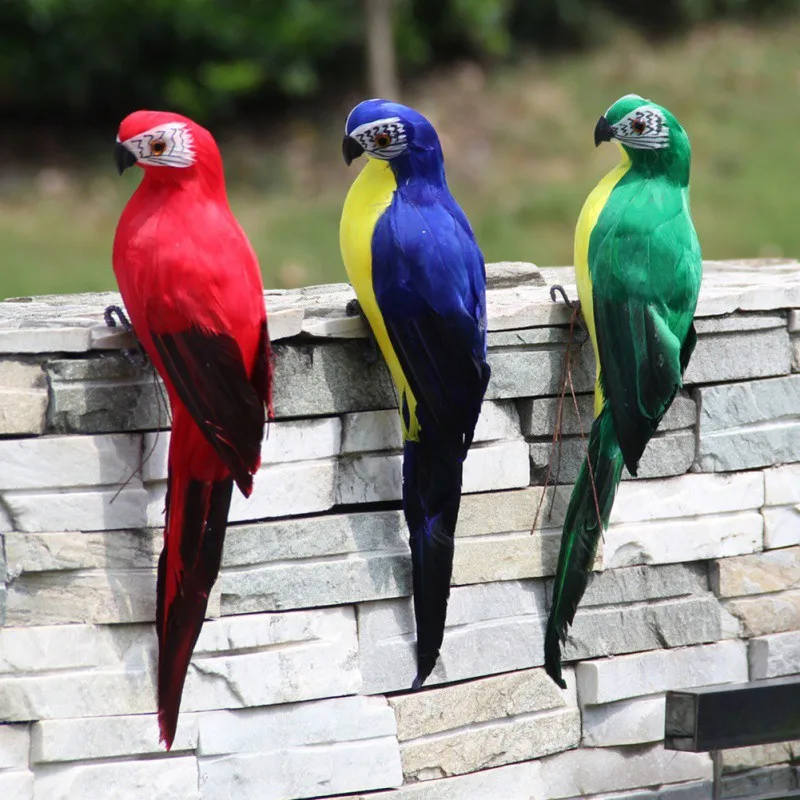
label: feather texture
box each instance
[340,100,489,687]
[151,324,268,495]
[545,97,702,688]
[112,111,271,747]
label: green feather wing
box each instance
[545,171,702,689]
[590,177,702,475]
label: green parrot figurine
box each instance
[545,94,703,688]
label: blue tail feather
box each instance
[403,435,464,688]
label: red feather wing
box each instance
[151,321,269,495]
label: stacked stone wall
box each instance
[0,260,798,799]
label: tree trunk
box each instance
[365,0,400,100]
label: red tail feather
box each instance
[156,470,233,749]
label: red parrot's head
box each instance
[114,111,221,178]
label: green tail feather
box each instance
[545,405,624,688]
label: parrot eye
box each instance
[151,139,167,156]
[631,118,646,134]
[374,132,392,148]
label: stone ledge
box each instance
[0,265,798,800]
[333,744,712,800]
[575,640,748,705]
[32,757,199,800]
[0,771,34,800]
[749,630,800,680]
[0,607,360,722]
[398,707,581,781]
[723,589,800,637]
[358,581,547,694]
[0,723,30,769]
[711,547,800,597]
[194,697,403,800]
[530,429,695,484]
[0,260,792,358]
[561,595,722,663]
[581,694,666,747]
[388,668,576,742]
[32,713,198,762]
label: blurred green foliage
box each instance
[2,0,797,122]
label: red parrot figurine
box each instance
[111,110,273,748]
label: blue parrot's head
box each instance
[342,99,440,166]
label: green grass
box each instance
[1,19,799,299]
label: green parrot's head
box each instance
[594,94,690,177]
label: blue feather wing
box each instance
[371,192,490,450]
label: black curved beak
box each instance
[114,141,137,175]
[594,116,615,147]
[342,135,365,166]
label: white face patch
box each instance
[119,122,196,168]
[612,106,670,151]
[348,116,408,160]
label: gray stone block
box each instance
[530,429,695,484]
[1,486,148,533]
[5,530,159,574]
[683,328,791,385]
[561,595,722,662]
[792,333,800,372]
[604,511,763,569]
[45,340,398,434]
[0,771,33,799]
[388,668,576,742]
[582,694,666,747]
[32,713,198,762]
[32,756,200,800]
[221,551,410,614]
[722,765,798,798]
[486,329,595,400]
[749,630,800,679]
[453,530,583,584]
[218,496,584,614]
[334,746,712,800]
[358,581,547,694]
[519,391,696,438]
[573,781,712,800]
[222,529,583,615]
[336,440,529,505]
[693,313,785,335]
[45,355,166,434]
[698,375,800,433]
[695,375,800,471]
[0,359,48,435]
[5,569,163,625]
[272,340,396,418]
[485,261,545,289]
[720,739,800,771]
[538,745,712,800]
[398,707,580,781]
[547,563,708,609]
[197,697,403,800]
[576,640,748,705]
[222,510,406,567]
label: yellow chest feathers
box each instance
[339,158,420,440]
[573,144,631,415]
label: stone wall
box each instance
[0,260,799,800]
